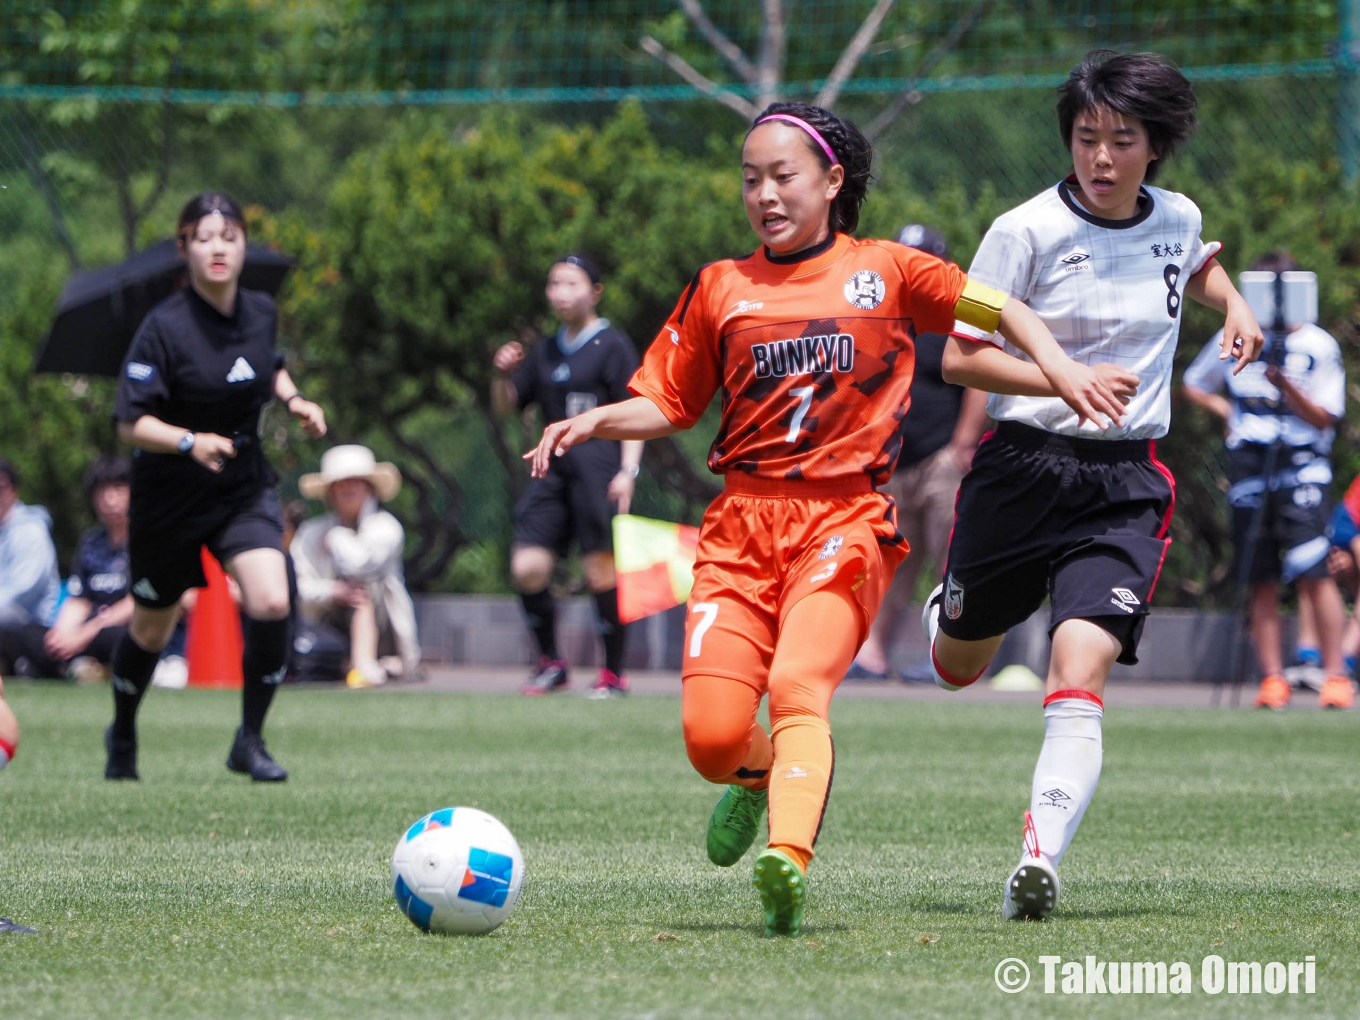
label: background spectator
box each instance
[293,445,420,688]
[0,457,132,681]
[0,457,61,632]
[1182,251,1354,710]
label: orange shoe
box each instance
[1318,675,1356,710]
[1254,674,1291,710]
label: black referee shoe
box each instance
[226,728,288,782]
[104,725,139,781]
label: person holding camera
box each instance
[1182,251,1353,710]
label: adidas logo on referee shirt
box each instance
[226,357,256,383]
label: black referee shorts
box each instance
[514,452,617,557]
[1227,445,1331,585]
[128,486,285,609]
[937,421,1175,666]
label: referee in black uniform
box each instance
[106,192,327,781]
[493,254,642,697]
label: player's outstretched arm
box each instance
[987,298,1134,428]
[526,397,677,479]
[943,336,1139,406]
[1185,260,1264,376]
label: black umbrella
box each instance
[33,240,293,377]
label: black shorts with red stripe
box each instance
[936,420,1175,665]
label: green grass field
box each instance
[0,683,1355,1019]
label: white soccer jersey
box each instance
[1183,324,1344,452]
[953,179,1221,439]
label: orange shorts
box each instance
[682,474,908,690]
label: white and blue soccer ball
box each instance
[391,807,525,935]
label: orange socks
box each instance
[766,715,833,871]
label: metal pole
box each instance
[1341,0,1360,184]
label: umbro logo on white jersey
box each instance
[1060,249,1090,266]
[132,578,159,601]
[226,357,256,383]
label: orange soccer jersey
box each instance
[629,232,996,487]
[629,231,1004,680]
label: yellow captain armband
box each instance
[954,279,1007,335]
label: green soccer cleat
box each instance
[706,785,768,867]
[752,848,805,937]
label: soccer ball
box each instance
[391,807,525,935]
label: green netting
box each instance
[0,1,1350,105]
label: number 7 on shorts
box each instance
[689,602,719,658]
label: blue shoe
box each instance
[0,918,37,933]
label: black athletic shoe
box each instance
[104,725,139,781]
[0,918,38,934]
[226,728,288,782]
[521,657,569,696]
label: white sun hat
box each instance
[299,444,401,502]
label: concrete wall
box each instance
[414,595,1281,684]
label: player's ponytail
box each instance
[751,102,873,234]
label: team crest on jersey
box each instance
[551,364,571,383]
[943,573,965,620]
[819,535,843,559]
[844,270,885,310]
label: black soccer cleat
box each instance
[521,657,569,696]
[104,725,139,781]
[226,728,288,782]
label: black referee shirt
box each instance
[512,321,639,468]
[115,286,284,502]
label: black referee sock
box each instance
[241,616,289,737]
[520,588,559,660]
[110,635,161,741]
[592,588,626,676]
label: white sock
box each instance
[1027,693,1104,868]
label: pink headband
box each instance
[757,114,840,167]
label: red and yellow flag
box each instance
[611,514,700,624]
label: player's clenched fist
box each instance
[493,341,526,375]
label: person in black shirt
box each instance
[0,457,133,680]
[492,254,642,697]
[849,226,990,680]
[105,191,327,782]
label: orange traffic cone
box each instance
[186,548,243,689]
